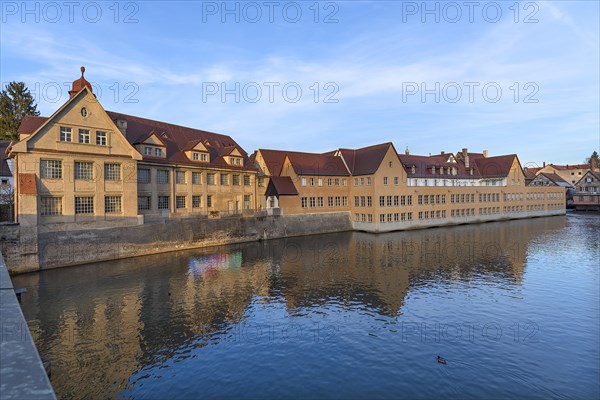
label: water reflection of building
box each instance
[14,216,567,397]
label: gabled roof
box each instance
[531,172,571,186]
[132,130,168,147]
[574,170,600,186]
[256,149,295,177]
[285,152,349,176]
[472,154,519,179]
[338,142,394,176]
[265,176,299,197]
[17,110,256,171]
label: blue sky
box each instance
[1,1,598,166]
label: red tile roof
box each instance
[265,176,299,196]
[17,116,49,135]
[285,152,349,176]
[256,149,297,177]
[472,154,518,179]
[399,151,519,180]
[338,142,394,176]
[17,112,256,171]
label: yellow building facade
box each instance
[254,144,566,233]
[10,69,257,231]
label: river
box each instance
[13,213,600,399]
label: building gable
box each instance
[12,87,141,160]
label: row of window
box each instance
[143,146,165,157]
[40,195,121,215]
[41,160,121,181]
[60,127,107,146]
[138,168,252,186]
[301,177,348,187]
[301,196,349,208]
[354,212,416,223]
[138,194,253,211]
[355,204,557,224]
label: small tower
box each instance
[68,66,93,98]
[405,146,410,155]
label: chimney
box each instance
[483,150,488,158]
[441,151,445,155]
[592,157,598,172]
[543,161,546,167]
[116,119,127,136]
[462,148,469,168]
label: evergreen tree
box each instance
[0,82,40,141]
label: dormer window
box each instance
[440,167,444,174]
[154,148,163,157]
[144,147,152,156]
[470,168,474,175]
[432,166,436,175]
[411,166,416,174]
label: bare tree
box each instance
[0,183,14,222]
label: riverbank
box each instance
[1,209,567,274]
[0,253,56,399]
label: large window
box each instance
[75,161,94,180]
[243,175,250,186]
[79,129,90,144]
[138,168,150,183]
[207,173,216,185]
[40,160,62,179]
[157,170,169,184]
[158,196,170,210]
[220,174,229,185]
[301,197,308,208]
[138,196,151,211]
[75,196,94,214]
[105,196,122,213]
[176,171,186,184]
[96,131,107,145]
[207,195,213,207]
[232,174,240,186]
[59,127,72,142]
[192,172,202,185]
[40,196,62,216]
[176,195,186,209]
[192,195,201,208]
[104,163,121,181]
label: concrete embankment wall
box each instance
[1,213,353,274]
[0,252,56,399]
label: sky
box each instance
[1,0,598,166]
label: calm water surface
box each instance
[13,214,600,399]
